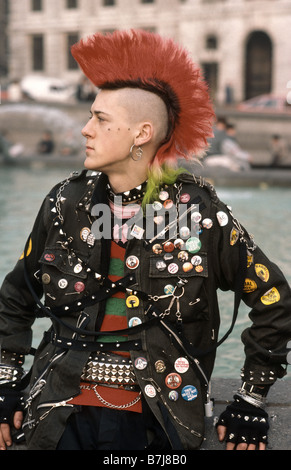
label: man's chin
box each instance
[84,157,102,172]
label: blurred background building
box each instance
[1,0,291,105]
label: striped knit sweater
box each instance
[71,204,142,412]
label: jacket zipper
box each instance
[37,398,75,420]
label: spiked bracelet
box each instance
[0,365,25,387]
[0,350,25,367]
[236,382,270,409]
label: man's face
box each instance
[81,90,135,174]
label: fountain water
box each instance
[0,102,84,166]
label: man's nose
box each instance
[82,120,93,138]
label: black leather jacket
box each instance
[0,170,290,450]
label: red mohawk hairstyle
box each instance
[71,29,215,165]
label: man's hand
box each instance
[0,411,23,450]
[216,423,266,450]
[0,389,25,450]
[216,395,269,450]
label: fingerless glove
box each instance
[216,395,269,446]
[0,389,25,426]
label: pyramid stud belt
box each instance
[81,352,137,386]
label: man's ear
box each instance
[134,122,154,147]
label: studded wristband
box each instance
[236,382,270,409]
[239,381,270,397]
[0,365,25,388]
[236,391,266,409]
[0,350,25,367]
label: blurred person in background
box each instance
[36,130,55,155]
[269,134,288,167]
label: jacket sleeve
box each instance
[0,194,52,355]
[212,198,291,384]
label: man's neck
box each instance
[108,171,148,194]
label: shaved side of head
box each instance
[100,88,169,148]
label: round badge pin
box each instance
[152,244,163,255]
[177,251,188,262]
[163,199,174,210]
[169,390,179,402]
[74,263,83,274]
[191,255,202,266]
[126,295,140,308]
[174,357,189,374]
[128,317,142,327]
[126,255,139,269]
[195,265,204,273]
[58,279,68,289]
[152,201,163,211]
[154,216,164,225]
[174,239,185,250]
[42,273,51,285]
[156,260,167,271]
[202,218,213,229]
[180,226,191,239]
[164,241,174,253]
[44,253,55,262]
[155,360,166,373]
[134,357,148,370]
[181,385,198,401]
[182,262,193,273]
[164,284,175,295]
[165,373,182,389]
[168,263,179,274]
[216,211,229,227]
[191,212,202,223]
[185,237,201,254]
[180,193,191,203]
[145,384,156,398]
[159,190,169,201]
[74,281,85,293]
[80,227,91,242]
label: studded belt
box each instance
[81,352,138,387]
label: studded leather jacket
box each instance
[0,170,290,450]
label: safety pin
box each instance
[189,298,200,306]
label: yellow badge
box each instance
[261,287,280,305]
[230,227,239,246]
[255,264,269,282]
[126,295,140,308]
[247,251,254,268]
[19,238,32,260]
[243,278,257,293]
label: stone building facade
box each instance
[6,0,291,104]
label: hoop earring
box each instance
[130,144,143,161]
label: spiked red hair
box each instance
[71,29,215,165]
